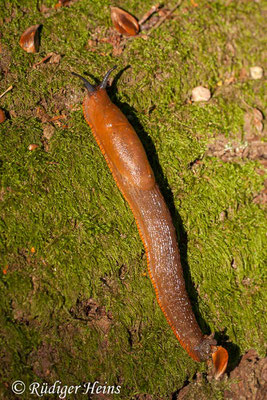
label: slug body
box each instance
[73,68,228,373]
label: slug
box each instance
[72,67,228,378]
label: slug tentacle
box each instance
[99,65,117,89]
[71,72,96,93]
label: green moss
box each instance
[0,0,266,399]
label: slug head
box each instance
[72,66,117,94]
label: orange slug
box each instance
[72,67,228,378]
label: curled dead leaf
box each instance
[43,124,55,141]
[19,24,41,53]
[28,144,39,151]
[110,7,139,36]
[212,346,228,380]
[0,108,6,123]
[42,123,54,152]
[244,108,264,139]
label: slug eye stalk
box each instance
[71,72,95,93]
[99,66,117,89]
[72,66,117,92]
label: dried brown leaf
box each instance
[0,108,6,123]
[19,24,41,53]
[28,144,39,151]
[110,7,139,36]
[42,124,55,152]
[50,53,61,63]
[244,108,264,140]
[42,124,55,141]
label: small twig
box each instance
[139,3,161,26]
[148,1,182,34]
[33,52,53,69]
[0,85,13,99]
[48,114,67,122]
